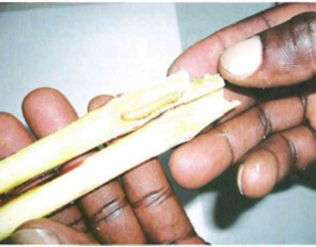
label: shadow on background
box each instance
[215,162,316,228]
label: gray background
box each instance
[1,3,316,244]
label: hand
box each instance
[0,89,205,244]
[168,3,316,198]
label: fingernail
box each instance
[10,229,61,244]
[237,164,245,195]
[220,35,262,78]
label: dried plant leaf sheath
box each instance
[0,71,224,195]
[0,72,239,240]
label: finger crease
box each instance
[215,128,235,164]
[69,217,88,233]
[289,20,299,53]
[132,186,173,209]
[258,12,273,29]
[279,134,298,170]
[306,14,316,62]
[88,196,127,224]
[306,123,316,143]
[299,94,308,122]
[256,105,273,139]
[169,228,196,244]
[213,32,227,51]
[69,216,84,227]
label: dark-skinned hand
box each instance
[168,3,316,198]
[2,2,316,244]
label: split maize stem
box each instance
[0,72,239,241]
[0,71,224,195]
[0,88,239,241]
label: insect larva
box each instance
[121,91,183,121]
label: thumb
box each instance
[10,218,98,244]
[219,12,316,88]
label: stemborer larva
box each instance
[121,91,183,121]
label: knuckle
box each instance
[286,12,316,63]
[88,195,127,224]
[131,186,173,209]
[255,105,273,139]
[278,134,298,170]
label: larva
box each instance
[121,91,183,121]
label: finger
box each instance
[22,88,88,233]
[168,3,315,78]
[168,4,316,121]
[78,179,146,244]
[23,87,78,138]
[0,112,34,160]
[220,12,316,87]
[10,219,97,244]
[87,94,113,112]
[237,125,316,198]
[76,95,146,244]
[122,158,205,244]
[170,95,306,189]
